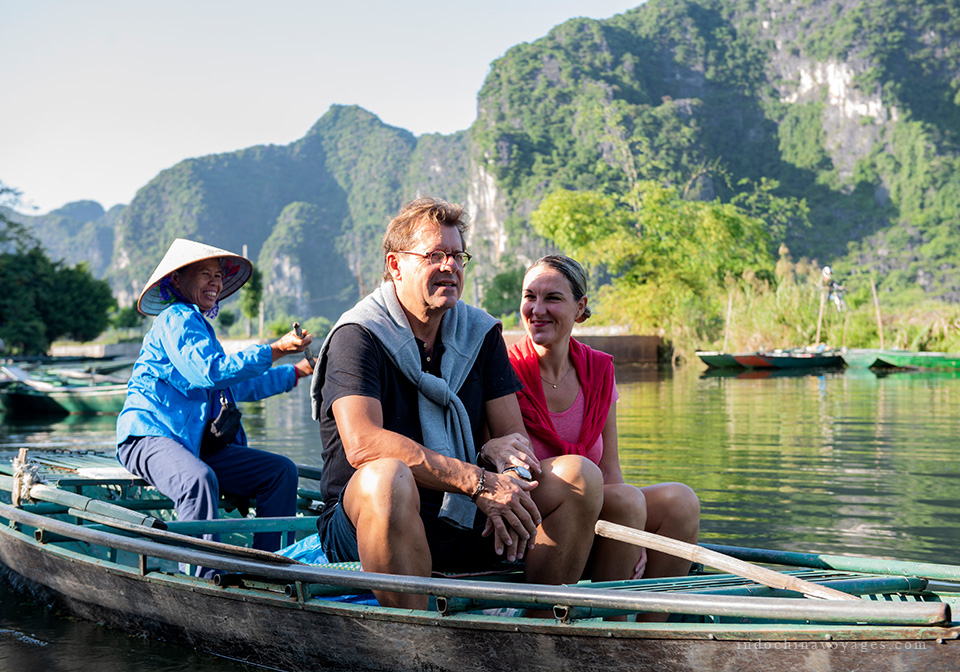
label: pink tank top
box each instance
[528,385,618,466]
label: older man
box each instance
[311,196,602,609]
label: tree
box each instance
[239,266,263,337]
[481,267,526,319]
[530,182,776,342]
[0,182,37,253]
[0,247,115,354]
[216,309,237,330]
[113,305,145,331]
[46,262,116,342]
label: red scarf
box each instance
[508,335,615,458]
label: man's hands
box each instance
[474,468,541,562]
[471,432,544,561]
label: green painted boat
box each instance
[1,449,958,672]
[840,348,888,369]
[695,351,742,368]
[875,350,960,371]
[0,382,127,415]
[0,365,127,415]
[699,350,844,370]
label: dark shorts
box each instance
[320,492,506,574]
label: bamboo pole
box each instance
[722,289,733,353]
[870,276,884,349]
[815,289,826,345]
[595,520,857,601]
[62,507,301,565]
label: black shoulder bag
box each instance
[201,390,242,458]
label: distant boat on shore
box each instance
[696,349,844,370]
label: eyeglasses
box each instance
[397,249,472,267]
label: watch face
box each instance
[508,465,532,481]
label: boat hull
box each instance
[1,523,956,672]
[875,351,960,371]
[0,384,127,415]
[695,351,742,368]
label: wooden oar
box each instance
[595,520,858,601]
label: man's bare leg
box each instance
[343,458,431,609]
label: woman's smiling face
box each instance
[172,258,222,313]
[520,265,586,348]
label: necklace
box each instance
[540,365,572,389]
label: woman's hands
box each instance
[478,432,541,477]
[633,547,648,580]
[271,328,313,362]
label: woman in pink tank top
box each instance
[507,255,700,601]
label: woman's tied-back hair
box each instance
[529,255,592,321]
[382,196,470,281]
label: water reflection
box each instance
[617,366,960,564]
[3,367,958,566]
[3,365,960,669]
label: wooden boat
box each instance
[698,350,844,370]
[757,350,844,369]
[874,350,960,371]
[694,351,741,368]
[695,351,773,368]
[1,449,958,671]
[0,365,127,415]
[840,348,894,369]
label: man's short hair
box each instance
[381,196,469,281]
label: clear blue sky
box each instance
[1,1,642,215]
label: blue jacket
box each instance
[116,302,297,455]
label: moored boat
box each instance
[874,350,960,371]
[694,351,741,368]
[699,350,844,370]
[0,365,127,415]
[839,348,895,369]
[0,449,957,672]
[757,350,844,369]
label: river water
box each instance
[1,364,959,671]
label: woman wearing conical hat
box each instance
[117,239,314,578]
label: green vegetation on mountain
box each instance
[13,0,960,356]
[98,105,469,325]
[258,201,354,322]
[470,0,960,353]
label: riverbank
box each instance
[54,333,664,364]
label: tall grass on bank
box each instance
[609,247,960,366]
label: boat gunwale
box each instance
[0,500,954,629]
[1,520,958,645]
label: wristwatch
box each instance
[502,465,533,481]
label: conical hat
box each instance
[137,238,252,316]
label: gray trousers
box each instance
[118,435,298,578]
